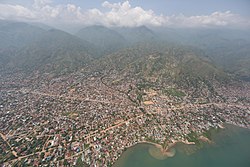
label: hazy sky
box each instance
[0,0,249,28]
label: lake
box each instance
[113,125,250,167]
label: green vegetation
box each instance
[186,132,200,143]
[136,90,143,104]
[136,83,156,90]
[76,25,126,57]
[163,88,186,97]
[76,157,85,167]
[202,127,221,140]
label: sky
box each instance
[0,0,249,28]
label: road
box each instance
[0,132,18,157]
[1,87,249,165]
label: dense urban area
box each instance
[1,69,249,167]
[1,0,250,165]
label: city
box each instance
[1,70,249,166]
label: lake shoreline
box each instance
[113,124,250,167]
[140,140,196,159]
[113,123,250,167]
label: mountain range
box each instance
[0,20,249,82]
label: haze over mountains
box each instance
[1,1,250,166]
[0,20,250,82]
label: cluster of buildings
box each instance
[0,71,249,166]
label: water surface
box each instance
[113,125,250,167]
